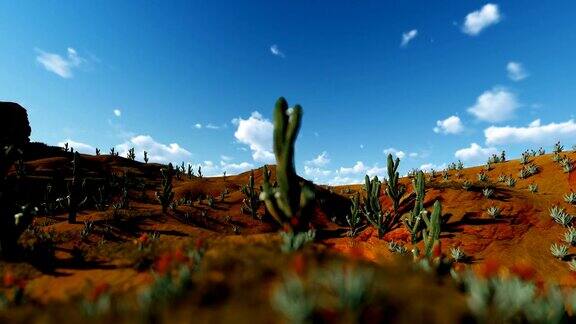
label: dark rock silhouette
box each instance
[0,101,31,147]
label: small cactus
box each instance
[241,169,261,219]
[346,192,362,237]
[450,246,465,262]
[550,243,569,260]
[486,206,501,218]
[127,148,136,160]
[156,163,175,214]
[528,183,538,193]
[143,151,149,164]
[385,154,405,217]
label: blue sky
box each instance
[2,1,576,184]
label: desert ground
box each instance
[2,101,576,323]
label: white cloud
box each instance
[420,163,447,172]
[113,109,122,117]
[219,161,254,174]
[57,139,95,154]
[194,123,202,129]
[116,135,192,164]
[400,29,418,47]
[304,166,332,179]
[206,124,219,129]
[305,151,330,167]
[383,148,406,159]
[220,155,233,161]
[409,152,419,158]
[485,119,576,146]
[328,176,362,186]
[270,44,285,58]
[506,61,529,81]
[462,3,501,36]
[434,115,464,134]
[36,47,84,78]
[454,143,498,163]
[467,88,519,123]
[338,161,386,178]
[233,111,275,163]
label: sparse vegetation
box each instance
[550,243,569,260]
[156,163,175,214]
[450,247,465,262]
[486,206,501,218]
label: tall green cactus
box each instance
[422,200,442,258]
[385,154,405,218]
[241,170,260,219]
[404,170,425,243]
[259,97,315,230]
[127,148,136,160]
[363,175,391,238]
[143,151,149,163]
[156,163,175,214]
[346,192,362,237]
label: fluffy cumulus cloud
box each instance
[467,88,519,123]
[57,139,95,154]
[455,143,498,163]
[462,3,501,36]
[36,47,84,78]
[419,162,447,172]
[433,115,464,134]
[305,151,330,167]
[270,44,285,58]
[383,148,406,159]
[506,61,529,81]
[484,119,576,146]
[113,109,122,117]
[400,29,418,47]
[116,135,192,164]
[233,112,275,163]
[338,161,386,178]
[219,160,253,174]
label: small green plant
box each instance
[404,170,425,244]
[505,176,517,187]
[280,229,316,253]
[272,274,315,323]
[550,206,573,227]
[564,192,576,204]
[477,172,488,182]
[66,152,87,224]
[127,148,136,160]
[569,260,576,272]
[482,188,494,199]
[450,246,465,262]
[363,175,392,238]
[564,227,576,246]
[550,243,569,260]
[553,141,564,154]
[388,240,407,254]
[156,163,175,214]
[206,195,215,208]
[384,153,405,217]
[528,183,538,193]
[240,170,260,219]
[422,200,442,258]
[462,180,472,191]
[346,193,362,237]
[486,206,501,218]
[497,174,507,183]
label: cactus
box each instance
[197,166,202,178]
[156,163,175,214]
[259,97,315,230]
[67,152,87,223]
[422,200,442,258]
[385,153,405,217]
[95,148,100,156]
[241,170,260,219]
[404,170,425,244]
[346,192,362,237]
[554,141,564,154]
[127,148,136,160]
[143,151,149,163]
[363,175,391,238]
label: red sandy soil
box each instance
[0,150,575,321]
